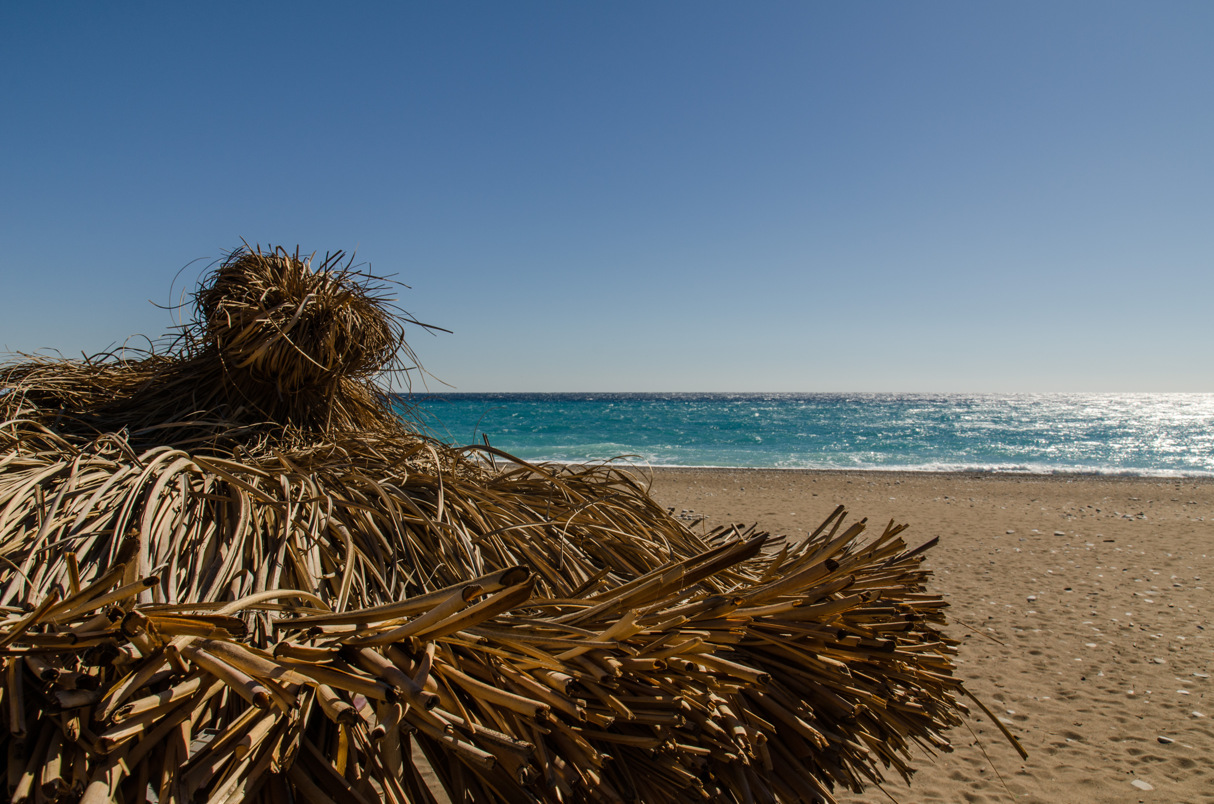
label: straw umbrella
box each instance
[0,246,1022,803]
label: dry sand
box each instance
[641,468,1214,804]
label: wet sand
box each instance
[640,468,1214,804]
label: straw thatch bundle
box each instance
[3,247,431,450]
[0,246,1021,803]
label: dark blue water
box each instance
[399,393,1214,476]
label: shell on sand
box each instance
[0,246,1021,803]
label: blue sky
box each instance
[2,2,1211,392]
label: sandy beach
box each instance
[641,468,1214,804]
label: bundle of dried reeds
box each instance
[2,246,438,449]
[0,246,1022,803]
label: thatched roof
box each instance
[0,245,1021,803]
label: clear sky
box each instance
[2,2,1211,392]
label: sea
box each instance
[399,393,1214,477]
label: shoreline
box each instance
[631,464,1214,479]
[638,467,1213,803]
[506,459,1214,480]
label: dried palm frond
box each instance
[0,245,1022,803]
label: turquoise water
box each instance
[400,393,1214,477]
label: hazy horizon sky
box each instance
[2,2,1211,393]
